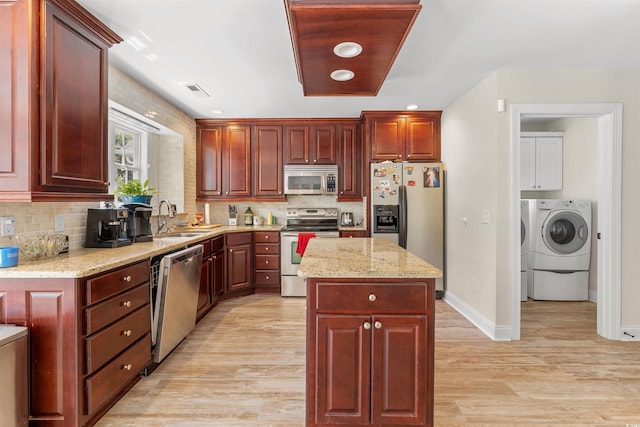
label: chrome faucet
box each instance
[157,199,175,234]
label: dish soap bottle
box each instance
[244,207,254,226]
[268,212,273,225]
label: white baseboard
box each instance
[443,292,512,341]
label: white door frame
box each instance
[510,103,623,340]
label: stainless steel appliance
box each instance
[280,208,339,296]
[85,208,132,248]
[284,165,338,195]
[150,245,203,363]
[0,325,28,427]
[123,203,154,242]
[340,211,354,226]
[371,161,445,296]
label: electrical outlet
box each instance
[0,216,16,237]
[54,214,65,232]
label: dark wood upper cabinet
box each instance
[364,111,441,162]
[223,125,252,197]
[284,123,337,165]
[0,0,121,201]
[196,126,223,197]
[253,126,284,197]
[338,122,362,200]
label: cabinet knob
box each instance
[313,159,317,163]
[374,321,382,329]
[305,159,309,163]
[368,294,377,302]
[121,275,132,282]
[120,300,131,308]
[229,249,233,253]
[226,191,229,195]
[217,191,221,195]
[265,275,270,279]
[265,235,269,239]
[363,322,371,330]
[121,329,132,337]
[265,260,269,264]
[398,154,402,158]
[121,363,132,371]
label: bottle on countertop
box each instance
[268,212,273,225]
[244,207,254,226]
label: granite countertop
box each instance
[297,237,442,279]
[0,224,283,279]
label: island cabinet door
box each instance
[371,315,429,426]
[315,314,371,425]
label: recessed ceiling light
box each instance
[406,104,419,110]
[333,42,363,58]
[330,69,355,81]
[211,109,224,115]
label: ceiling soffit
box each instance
[285,0,421,96]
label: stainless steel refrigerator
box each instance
[371,161,445,294]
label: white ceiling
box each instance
[77,0,640,119]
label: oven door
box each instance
[280,231,339,296]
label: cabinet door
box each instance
[211,248,225,299]
[338,124,361,199]
[223,125,252,197]
[41,1,109,191]
[311,124,337,164]
[315,314,371,425]
[520,137,537,191]
[197,254,212,319]
[405,117,439,161]
[536,136,563,190]
[370,117,405,161]
[253,125,284,197]
[371,315,429,425]
[284,126,310,164]
[197,127,223,197]
[226,243,253,292]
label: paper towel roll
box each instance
[204,203,210,225]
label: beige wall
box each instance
[442,68,640,335]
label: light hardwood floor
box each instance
[96,294,640,426]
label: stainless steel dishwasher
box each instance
[151,244,203,363]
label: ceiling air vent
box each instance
[184,83,210,98]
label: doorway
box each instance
[510,103,622,341]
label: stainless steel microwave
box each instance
[283,165,338,195]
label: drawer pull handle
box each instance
[368,294,377,302]
[363,322,371,330]
[121,329,132,337]
[121,275,132,282]
[265,275,270,279]
[121,300,132,308]
[374,321,382,329]
[121,363,132,371]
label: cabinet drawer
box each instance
[255,271,280,285]
[86,260,150,305]
[315,282,429,313]
[255,254,279,270]
[255,243,280,255]
[255,231,280,243]
[85,284,150,335]
[211,235,224,252]
[85,305,150,374]
[85,334,151,415]
[226,232,252,246]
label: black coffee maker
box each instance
[85,208,133,248]
[123,203,154,242]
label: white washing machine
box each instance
[520,199,530,301]
[528,199,592,300]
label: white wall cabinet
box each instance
[520,132,563,191]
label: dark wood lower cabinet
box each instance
[197,236,225,321]
[224,232,254,298]
[307,279,434,426]
[0,260,151,427]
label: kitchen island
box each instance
[298,238,441,427]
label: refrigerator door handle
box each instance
[399,185,407,248]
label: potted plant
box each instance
[114,178,157,205]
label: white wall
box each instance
[442,68,640,337]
